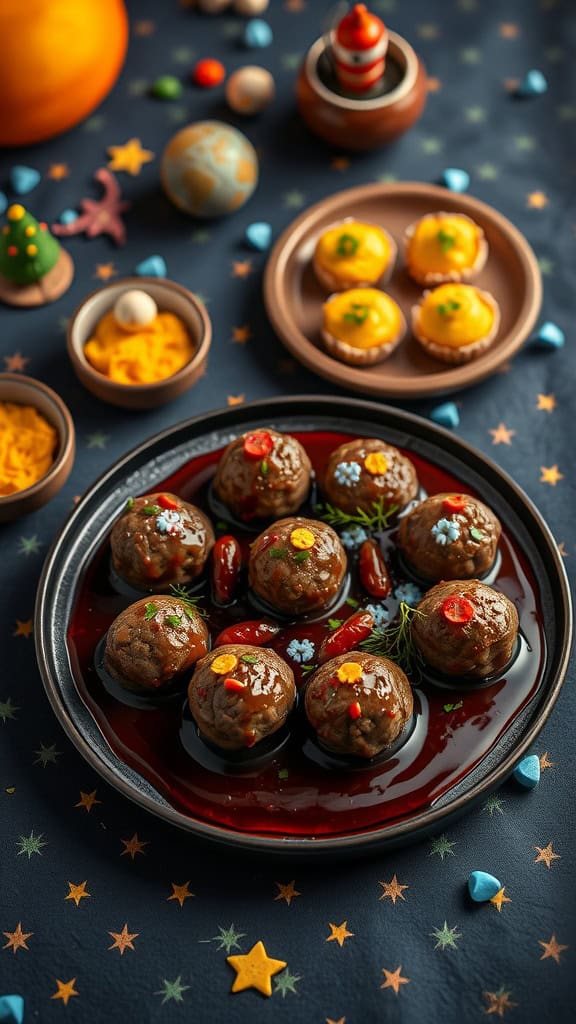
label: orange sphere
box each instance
[0,0,129,147]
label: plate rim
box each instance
[263,181,542,400]
[34,395,572,855]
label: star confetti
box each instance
[431,921,461,951]
[429,834,456,860]
[13,619,33,639]
[168,882,194,908]
[274,969,301,997]
[227,941,286,997]
[427,76,442,92]
[65,881,91,907]
[483,795,506,816]
[94,263,117,281]
[489,423,515,445]
[231,325,252,344]
[536,393,556,411]
[381,965,410,994]
[155,976,190,1004]
[0,698,19,723]
[538,934,569,963]
[539,752,554,770]
[275,881,301,906]
[86,432,110,450]
[540,465,564,486]
[17,535,41,556]
[379,875,409,905]
[326,922,354,947]
[75,789,101,813]
[16,831,47,858]
[3,922,33,954]
[134,20,156,36]
[232,260,252,278]
[534,842,560,868]
[48,163,70,180]
[227,395,245,406]
[51,979,79,1005]
[499,22,520,37]
[34,743,62,767]
[527,191,548,209]
[490,888,512,912]
[483,988,517,1018]
[120,833,149,859]
[204,924,245,954]
[107,138,155,176]
[4,352,29,372]
[331,157,350,172]
[52,169,131,246]
[108,923,138,955]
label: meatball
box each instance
[188,644,296,750]
[305,651,413,759]
[104,595,209,691]
[110,492,214,590]
[213,429,312,521]
[412,579,519,679]
[248,517,347,615]
[322,438,418,516]
[397,492,501,581]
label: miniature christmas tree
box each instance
[0,204,61,285]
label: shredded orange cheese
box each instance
[0,402,57,495]
[337,662,363,684]
[212,653,239,675]
[84,310,195,385]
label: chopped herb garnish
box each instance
[328,618,343,630]
[443,700,464,713]
[270,547,286,559]
[260,459,269,477]
[241,654,259,664]
[346,596,360,608]
[125,497,134,510]
[301,664,317,675]
[336,232,359,257]
[294,549,310,563]
[142,504,162,516]
[314,497,398,532]
[166,615,182,628]
[437,228,457,253]
[360,602,424,678]
[437,300,461,317]
[169,584,207,619]
[144,602,158,621]
[470,527,486,542]
[343,302,370,325]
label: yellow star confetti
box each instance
[231,325,252,344]
[13,619,33,638]
[539,752,554,770]
[51,979,79,1005]
[538,934,569,963]
[107,138,155,176]
[48,163,70,180]
[232,260,252,278]
[75,789,101,812]
[379,874,409,905]
[540,465,563,486]
[534,842,560,868]
[536,393,556,411]
[527,191,548,209]
[227,395,245,406]
[94,263,117,281]
[108,923,138,955]
[3,922,33,953]
[381,965,410,994]
[65,881,91,906]
[120,833,149,859]
[168,882,194,907]
[483,988,517,1017]
[326,921,354,947]
[490,887,511,912]
[489,423,515,445]
[227,940,286,996]
[3,352,29,372]
[275,880,301,905]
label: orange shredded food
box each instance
[0,402,57,495]
[84,311,195,385]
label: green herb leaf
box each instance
[278,768,290,780]
[294,550,311,563]
[144,602,158,621]
[470,527,485,542]
[335,232,359,257]
[270,547,286,559]
[328,618,343,630]
[166,615,182,628]
[125,497,134,511]
[360,602,424,679]
[437,228,457,253]
[142,504,162,516]
[346,596,360,608]
[241,654,259,664]
[343,302,370,325]
[436,300,461,317]
[260,459,269,477]
[443,700,463,713]
[301,664,317,675]
[315,497,398,532]
[169,584,207,619]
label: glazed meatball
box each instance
[188,644,296,750]
[104,595,209,691]
[110,492,214,590]
[305,651,413,759]
[214,429,312,521]
[322,438,418,516]
[398,492,501,581]
[248,517,347,615]
[412,579,519,679]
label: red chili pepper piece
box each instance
[442,494,468,514]
[212,535,242,605]
[243,431,274,459]
[358,539,392,599]
[318,610,375,664]
[214,619,281,648]
[441,596,475,624]
[224,677,246,693]
[348,701,362,720]
[157,493,180,510]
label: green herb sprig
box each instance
[144,602,158,621]
[169,584,207,619]
[343,302,370,325]
[314,497,398,533]
[437,228,456,253]
[360,601,424,678]
[165,615,182,628]
[142,504,162,516]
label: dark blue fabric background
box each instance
[1,1,575,1021]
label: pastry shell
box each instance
[313,218,397,293]
[404,211,488,286]
[411,287,501,365]
[322,301,407,367]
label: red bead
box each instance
[7,246,17,256]
[193,59,226,89]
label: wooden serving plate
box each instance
[264,183,542,399]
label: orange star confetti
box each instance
[381,965,409,994]
[489,423,515,445]
[3,352,29,372]
[540,465,564,486]
[275,880,301,906]
[326,921,354,947]
[490,887,512,912]
[499,22,519,37]
[527,191,548,209]
[379,874,409,905]
[48,163,70,180]
[3,922,33,953]
[427,76,442,92]
[65,881,90,906]
[232,260,252,278]
[227,940,286,996]
[539,752,554,770]
[331,157,350,172]
[51,979,79,1005]
[75,789,101,813]
[227,395,245,406]
[483,988,517,1017]
[231,325,252,344]
[13,619,33,639]
[558,542,568,558]
[168,882,194,907]
[536,393,556,411]
[94,263,117,281]
[285,0,306,10]
[534,842,561,868]
[503,78,520,93]
[134,19,155,36]
[326,1018,346,1024]
[120,833,149,859]
[107,138,155,176]
[538,934,569,964]
[108,923,138,955]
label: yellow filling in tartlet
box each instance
[323,288,403,350]
[415,284,495,348]
[408,214,482,276]
[315,223,391,284]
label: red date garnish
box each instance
[214,619,281,647]
[243,431,274,459]
[157,493,179,511]
[359,539,392,599]
[318,610,374,664]
[212,535,241,605]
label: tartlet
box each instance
[313,220,396,292]
[322,287,406,366]
[411,283,500,364]
[404,211,488,286]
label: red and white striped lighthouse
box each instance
[331,3,388,95]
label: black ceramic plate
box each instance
[35,397,572,856]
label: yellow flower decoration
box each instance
[290,527,315,550]
[211,653,238,675]
[364,452,388,476]
[337,662,363,684]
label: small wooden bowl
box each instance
[0,373,75,523]
[67,277,212,410]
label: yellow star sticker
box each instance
[489,423,516,445]
[3,922,33,953]
[539,752,554,770]
[107,138,155,176]
[65,881,91,906]
[274,880,301,906]
[538,933,569,963]
[120,833,149,859]
[232,260,252,278]
[326,921,354,947]
[227,940,286,996]
[231,325,252,344]
[536,393,556,412]
[483,988,517,1017]
[94,263,117,281]
[534,842,561,868]
[75,789,101,812]
[540,465,563,486]
[527,191,548,209]
[108,923,138,955]
[379,874,409,905]
[168,881,194,907]
[48,163,70,180]
[13,619,33,638]
[227,394,245,406]
[381,965,410,994]
[490,887,512,912]
[51,979,79,1005]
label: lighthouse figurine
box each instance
[331,3,389,95]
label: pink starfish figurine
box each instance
[52,168,131,246]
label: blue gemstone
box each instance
[244,18,273,48]
[135,255,167,278]
[513,754,541,789]
[531,321,565,349]
[442,168,470,193]
[0,995,25,1024]
[467,870,502,903]
[430,402,460,429]
[0,192,7,216]
[517,70,548,97]
[10,166,41,195]
[245,221,272,251]
[59,209,78,225]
